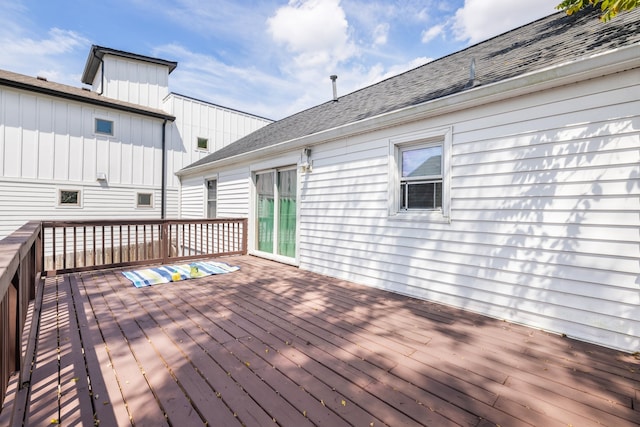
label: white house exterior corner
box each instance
[177,9,640,353]
[0,45,272,239]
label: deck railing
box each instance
[41,218,249,275]
[1,218,247,412]
[0,222,42,404]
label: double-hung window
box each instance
[389,127,451,220]
[400,144,442,210]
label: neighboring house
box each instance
[177,10,640,352]
[0,46,271,239]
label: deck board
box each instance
[3,255,639,426]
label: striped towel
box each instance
[122,260,240,288]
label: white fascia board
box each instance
[178,43,640,178]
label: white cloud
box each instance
[421,24,444,43]
[452,0,561,44]
[0,14,89,86]
[267,0,356,71]
[372,22,389,46]
[155,43,310,119]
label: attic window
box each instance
[197,137,209,151]
[95,118,114,136]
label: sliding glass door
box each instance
[255,168,297,258]
[256,172,275,253]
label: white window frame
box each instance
[388,126,451,222]
[197,137,209,151]
[57,189,82,208]
[95,117,114,136]
[136,192,153,208]
[249,153,301,266]
[205,177,217,218]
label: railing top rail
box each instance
[41,218,248,275]
[42,218,246,227]
[0,221,41,304]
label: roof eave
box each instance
[0,77,175,121]
[177,43,640,178]
[81,45,178,85]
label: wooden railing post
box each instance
[161,222,169,264]
[242,218,248,255]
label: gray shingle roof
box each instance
[184,9,640,172]
[0,69,175,121]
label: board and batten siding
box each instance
[0,85,168,238]
[0,87,165,184]
[92,55,169,109]
[295,68,639,352]
[165,94,271,189]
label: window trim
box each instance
[58,189,82,208]
[94,117,114,136]
[388,127,451,222]
[136,192,153,208]
[205,177,217,218]
[197,137,209,151]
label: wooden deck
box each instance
[2,255,639,426]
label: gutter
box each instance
[161,119,167,219]
[177,43,640,177]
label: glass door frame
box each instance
[251,165,299,265]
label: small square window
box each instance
[137,193,153,207]
[59,190,80,206]
[95,118,114,135]
[197,137,209,151]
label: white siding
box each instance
[184,68,639,352]
[0,86,165,187]
[0,86,168,239]
[164,94,271,189]
[100,56,169,109]
[218,167,250,218]
[0,179,164,238]
[179,175,205,219]
[178,167,250,219]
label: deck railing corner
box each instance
[0,221,43,412]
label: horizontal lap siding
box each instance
[218,168,250,218]
[179,168,250,220]
[179,176,204,218]
[299,69,640,352]
[0,180,165,238]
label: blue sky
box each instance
[0,0,562,119]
